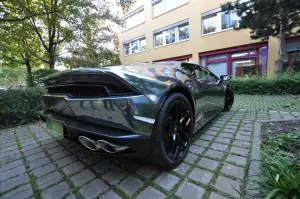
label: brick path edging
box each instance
[246,118,300,198]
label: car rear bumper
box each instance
[43,112,152,158]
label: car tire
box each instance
[223,88,234,111]
[151,93,194,169]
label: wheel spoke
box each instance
[175,102,182,124]
[179,111,190,124]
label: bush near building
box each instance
[0,87,46,127]
[229,72,300,95]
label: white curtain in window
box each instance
[165,0,177,12]
[153,1,164,17]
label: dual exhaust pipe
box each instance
[78,136,129,153]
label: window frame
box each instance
[153,20,190,48]
[152,0,189,18]
[201,8,240,36]
[123,37,146,57]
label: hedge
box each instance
[229,73,300,95]
[0,87,46,127]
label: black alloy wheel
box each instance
[164,100,192,160]
[151,93,194,168]
[224,88,234,111]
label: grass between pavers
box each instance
[15,131,42,199]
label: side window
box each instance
[194,67,217,83]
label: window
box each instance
[123,9,145,31]
[202,15,217,34]
[154,21,189,47]
[194,68,217,83]
[202,9,240,35]
[153,0,189,17]
[178,24,190,41]
[124,38,146,56]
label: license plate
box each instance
[47,119,64,137]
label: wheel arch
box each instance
[161,86,195,119]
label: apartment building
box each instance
[119,0,300,77]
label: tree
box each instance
[221,0,300,77]
[0,0,134,70]
[0,20,43,85]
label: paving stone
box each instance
[102,167,128,185]
[240,126,253,131]
[235,134,251,141]
[65,194,77,199]
[0,149,20,159]
[155,172,179,191]
[222,128,236,134]
[200,134,215,141]
[47,146,64,154]
[29,157,51,170]
[32,163,56,178]
[93,160,115,174]
[209,192,229,199]
[81,155,102,165]
[175,181,205,199]
[56,155,77,167]
[42,181,70,199]
[198,157,219,171]
[136,165,158,179]
[205,150,224,160]
[230,146,249,156]
[232,140,251,148]
[193,139,210,148]
[0,159,23,172]
[101,190,122,199]
[205,130,218,136]
[211,143,228,151]
[37,171,62,190]
[239,131,252,136]
[1,184,33,199]
[209,127,221,131]
[221,164,245,179]
[189,145,205,155]
[23,147,42,156]
[173,162,190,176]
[249,161,261,176]
[226,155,247,166]
[70,169,96,187]
[215,137,231,144]
[63,161,85,176]
[219,133,234,139]
[0,153,21,164]
[22,143,40,152]
[136,186,165,199]
[117,176,144,196]
[43,141,60,150]
[184,152,198,164]
[51,150,71,160]
[0,173,28,193]
[27,152,46,162]
[79,179,109,198]
[0,165,26,182]
[215,176,240,197]
[189,167,213,184]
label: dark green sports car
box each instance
[42,62,234,168]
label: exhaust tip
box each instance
[78,136,98,151]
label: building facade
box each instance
[119,0,300,78]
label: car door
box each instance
[193,66,224,122]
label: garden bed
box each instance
[253,119,300,198]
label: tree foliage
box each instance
[221,0,300,77]
[0,0,134,71]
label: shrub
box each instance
[0,87,46,127]
[229,72,300,95]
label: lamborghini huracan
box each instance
[42,62,234,168]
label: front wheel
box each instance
[151,93,194,169]
[224,88,234,111]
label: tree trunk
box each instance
[25,57,34,86]
[273,24,286,78]
[49,48,55,70]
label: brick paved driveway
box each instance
[1,95,300,199]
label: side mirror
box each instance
[220,75,231,82]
